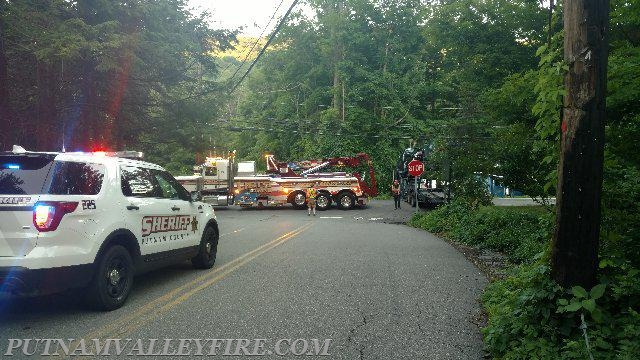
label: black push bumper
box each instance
[417,189,447,207]
[0,264,94,296]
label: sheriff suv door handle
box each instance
[126,205,139,210]
[171,206,180,211]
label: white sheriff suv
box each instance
[0,146,219,310]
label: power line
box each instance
[204,117,419,139]
[209,124,414,140]
[230,0,300,94]
[227,0,286,84]
[204,116,546,142]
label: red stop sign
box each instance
[408,159,424,177]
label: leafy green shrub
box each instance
[410,201,553,263]
[482,261,565,359]
[453,177,494,206]
[483,258,640,359]
[601,156,640,268]
[409,199,474,234]
[375,193,393,200]
[410,197,640,359]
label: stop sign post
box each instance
[408,160,424,212]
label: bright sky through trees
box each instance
[188,0,292,36]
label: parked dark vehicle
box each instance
[394,147,448,209]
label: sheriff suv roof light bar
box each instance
[82,151,144,159]
[90,150,144,160]
[108,151,144,160]
[5,145,144,160]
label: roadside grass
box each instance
[374,193,393,200]
[409,201,553,264]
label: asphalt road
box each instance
[0,200,487,359]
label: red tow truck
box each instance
[177,153,378,210]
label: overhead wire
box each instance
[227,0,286,84]
[204,116,422,140]
[230,0,300,94]
[165,0,296,104]
[204,113,528,142]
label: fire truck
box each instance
[176,153,378,210]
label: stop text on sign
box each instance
[408,160,424,176]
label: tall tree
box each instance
[1,0,235,160]
[0,1,9,148]
[552,0,610,288]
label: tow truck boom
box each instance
[265,153,378,197]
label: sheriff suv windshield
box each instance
[0,155,105,195]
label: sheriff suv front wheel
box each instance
[192,226,219,269]
[86,245,134,311]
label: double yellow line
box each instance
[63,223,313,356]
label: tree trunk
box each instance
[551,0,610,288]
[332,57,340,109]
[0,8,9,150]
[330,0,344,120]
[77,0,101,151]
[36,60,58,151]
[0,19,7,111]
[547,0,555,47]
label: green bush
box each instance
[375,193,393,200]
[483,258,640,359]
[601,157,640,268]
[410,200,553,263]
[409,200,474,234]
[410,200,640,358]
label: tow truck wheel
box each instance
[86,245,134,311]
[337,192,355,210]
[192,226,219,269]
[291,191,307,209]
[316,193,331,211]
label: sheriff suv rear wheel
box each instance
[192,226,219,269]
[86,245,134,311]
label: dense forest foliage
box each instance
[1,0,552,195]
[226,0,550,197]
[1,1,637,203]
[0,0,236,159]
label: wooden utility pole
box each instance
[552,0,610,288]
